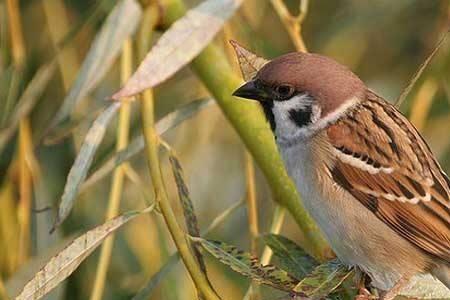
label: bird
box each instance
[232,51,450,299]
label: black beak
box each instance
[232,81,269,102]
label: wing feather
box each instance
[327,92,450,262]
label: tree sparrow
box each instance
[232,52,450,299]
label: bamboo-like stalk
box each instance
[89,38,132,300]
[245,151,258,257]
[6,0,32,269]
[160,0,330,260]
[6,0,25,67]
[17,119,32,266]
[41,0,79,91]
[140,73,221,300]
[244,151,259,300]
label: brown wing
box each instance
[327,91,450,263]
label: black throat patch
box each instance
[260,101,276,132]
[288,106,313,127]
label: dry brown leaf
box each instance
[229,40,268,81]
[15,206,154,300]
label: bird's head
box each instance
[233,52,366,142]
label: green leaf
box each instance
[263,234,318,280]
[44,105,105,145]
[80,98,213,192]
[50,0,142,127]
[0,61,57,152]
[294,259,354,299]
[112,0,244,99]
[193,237,299,292]
[52,102,121,231]
[15,205,154,300]
[168,152,206,273]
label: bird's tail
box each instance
[432,264,450,289]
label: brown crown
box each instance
[256,52,366,116]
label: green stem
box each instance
[140,89,221,300]
[160,0,331,260]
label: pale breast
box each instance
[277,137,430,291]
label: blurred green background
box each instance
[0,0,449,299]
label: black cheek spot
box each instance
[288,106,312,127]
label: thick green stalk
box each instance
[160,0,331,260]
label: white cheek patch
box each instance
[272,94,313,115]
[272,93,315,138]
[277,96,361,147]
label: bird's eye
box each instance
[275,85,294,100]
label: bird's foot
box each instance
[355,287,378,300]
[378,276,410,300]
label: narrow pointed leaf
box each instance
[52,102,121,230]
[0,62,57,152]
[15,205,154,300]
[5,236,75,299]
[112,0,244,100]
[294,259,353,298]
[51,0,141,126]
[44,106,105,145]
[193,238,299,291]
[263,234,318,280]
[229,40,268,81]
[80,98,213,191]
[168,153,206,273]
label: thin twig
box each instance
[90,38,133,300]
[270,0,308,52]
[395,30,448,108]
[245,151,259,257]
[243,205,286,300]
[7,0,33,270]
[245,151,260,300]
[260,205,286,265]
[203,199,245,235]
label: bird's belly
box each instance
[278,142,428,291]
